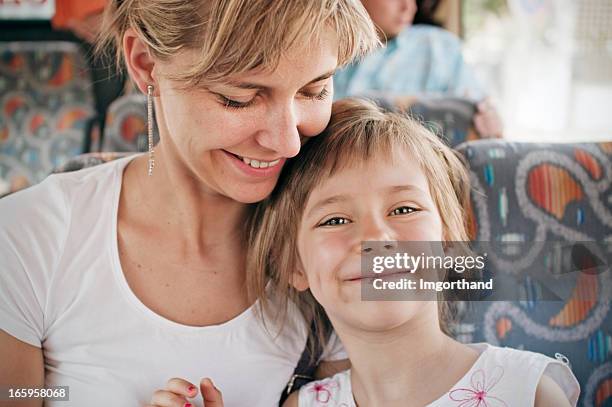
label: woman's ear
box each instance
[291,262,310,292]
[122,28,157,94]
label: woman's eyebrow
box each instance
[306,69,337,85]
[227,69,337,91]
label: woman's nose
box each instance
[256,102,302,158]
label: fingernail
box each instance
[187,385,196,393]
[184,404,192,407]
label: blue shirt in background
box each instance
[334,25,486,102]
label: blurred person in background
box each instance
[334,0,503,138]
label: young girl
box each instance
[247,99,580,406]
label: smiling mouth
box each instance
[225,151,282,169]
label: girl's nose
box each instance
[362,240,399,254]
[359,217,397,253]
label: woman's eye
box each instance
[301,87,330,101]
[389,206,418,216]
[318,217,351,227]
[216,94,256,109]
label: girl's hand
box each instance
[146,377,223,407]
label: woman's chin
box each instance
[225,182,277,204]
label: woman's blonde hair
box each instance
[247,99,472,356]
[96,0,380,85]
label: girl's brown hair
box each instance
[247,98,472,356]
[96,0,380,86]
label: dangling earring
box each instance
[147,84,155,176]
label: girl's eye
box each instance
[301,87,330,101]
[389,206,418,216]
[318,217,351,227]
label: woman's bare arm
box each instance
[0,330,44,407]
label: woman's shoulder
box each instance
[0,154,133,219]
[49,153,137,194]
[0,156,135,347]
[0,154,133,268]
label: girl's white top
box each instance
[298,343,580,406]
[0,155,345,407]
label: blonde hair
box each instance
[247,99,472,355]
[96,0,380,85]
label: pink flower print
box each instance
[449,366,508,407]
[308,380,340,404]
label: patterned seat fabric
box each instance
[455,140,612,407]
[101,92,158,153]
[0,41,96,196]
[409,96,481,147]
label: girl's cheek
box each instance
[395,215,444,241]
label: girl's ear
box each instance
[291,262,310,292]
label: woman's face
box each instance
[361,0,417,39]
[153,31,339,203]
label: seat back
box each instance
[455,140,612,407]
[409,96,480,147]
[101,92,159,153]
[0,41,96,195]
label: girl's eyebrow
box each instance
[306,194,350,218]
[227,69,337,91]
[388,185,428,195]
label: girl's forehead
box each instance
[319,145,424,183]
[307,150,430,202]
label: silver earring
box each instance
[147,84,155,176]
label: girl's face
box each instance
[153,30,339,203]
[361,0,417,39]
[295,149,443,331]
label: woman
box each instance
[0,1,379,406]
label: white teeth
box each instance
[238,155,281,169]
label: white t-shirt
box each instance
[0,156,346,407]
[298,343,580,406]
